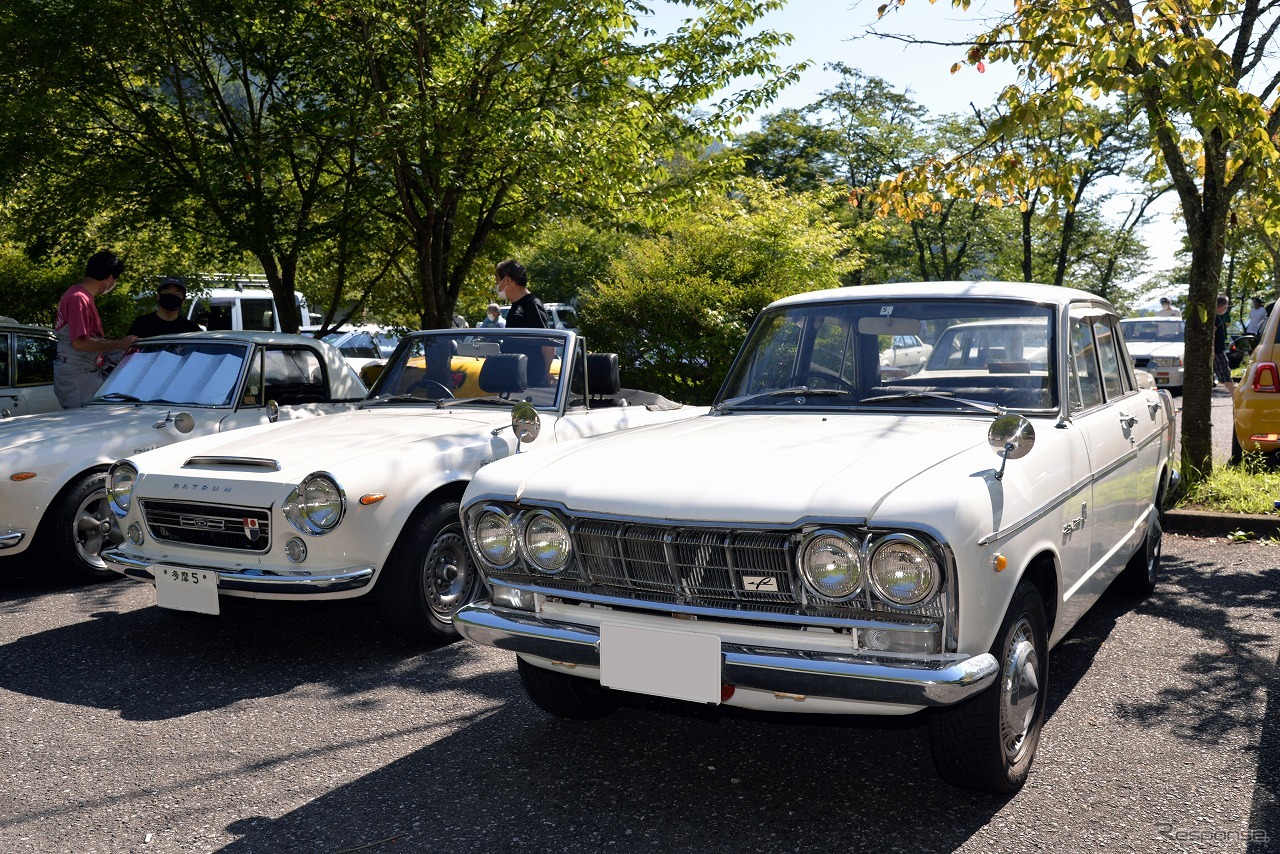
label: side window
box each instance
[1069,319,1103,412]
[811,315,855,384]
[343,333,379,359]
[0,334,9,386]
[240,349,263,407]
[241,299,275,331]
[1092,318,1125,400]
[262,348,325,404]
[15,333,55,386]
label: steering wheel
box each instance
[406,379,455,400]
[784,371,857,394]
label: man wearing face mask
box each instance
[128,277,201,338]
[53,250,138,408]
[494,258,554,385]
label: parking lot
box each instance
[2,533,1277,853]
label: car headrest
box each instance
[587,352,620,396]
[479,353,528,394]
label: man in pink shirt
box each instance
[53,250,137,408]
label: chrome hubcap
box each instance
[999,617,1041,760]
[73,488,122,569]
[423,528,473,623]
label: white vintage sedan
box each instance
[0,331,366,580]
[102,329,704,642]
[0,316,59,418]
[455,282,1178,794]
[1118,317,1185,392]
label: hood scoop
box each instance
[183,456,282,471]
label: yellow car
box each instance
[1232,303,1280,461]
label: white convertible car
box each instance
[455,282,1178,794]
[0,331,366,579]
[102,329,705,642]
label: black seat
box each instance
[479,353,528,395]
[586,353,620,396]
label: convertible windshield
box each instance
[367,330,568,410]
[718,299,1058,412]
[93,341,248,406]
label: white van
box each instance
[497,301,577,330]
[186,285,317,332]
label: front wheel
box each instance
[927,580,1048,793]
[48,472,124,582]
[374,500,479,643]
[517,657,620,720]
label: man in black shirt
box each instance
[495,259,554,385]
[128,278,201,338]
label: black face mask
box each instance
[157,293,183,311]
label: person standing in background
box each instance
[53,250,137,408]
[1155,297,1181,317]
[127,277,201,338]
[494,258,553,385]
[479,303,506,328]
[1246,296,1268,335]
[1214,294,1235,394]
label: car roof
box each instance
[0,317,55,335]
[1120,316,1183,322]
[192,287,279,299]
[768,281,1111,311]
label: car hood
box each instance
[0,404,193,454]
[130,405,510,479]
[1124,341,1182,358]
[469,413,996,525]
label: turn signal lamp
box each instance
[10,472,36,481]
[359,493,387,506]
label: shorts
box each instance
[1213,351,1232,384]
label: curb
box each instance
[1163,507,1280,538]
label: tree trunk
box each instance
[1181,221,1226,479]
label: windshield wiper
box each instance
[715,387,848,412]
[361,393,445,409]
[94,392,141,402]
[859,391,1005,415]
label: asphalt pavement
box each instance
[1,534,1278,853]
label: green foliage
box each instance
[1179,451,1280,516]
[523,221,630,306]
[579,179,863,404]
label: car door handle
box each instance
[1147,401,1160,417]
[1119,413,1138,429]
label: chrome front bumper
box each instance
[103,548,375,594]
[0,530,25,550]
[455,602,998,707]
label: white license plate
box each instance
[154,565,220,615]
[599,622,721,704]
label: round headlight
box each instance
[473,508,518,567]
[521,511,571,573]
[798,531,862,601]
[283,473,345,535]
[107,462,138,517]
[868,534,940,607]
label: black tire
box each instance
[927,580,1048,793]
[1230,431,1244,466]
[47,472,124,582]
[374,500,478,643]
[1121,513,1162,597]
[517,657,620,720]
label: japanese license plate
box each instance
[154,565,220,615]
[599,622,721,704]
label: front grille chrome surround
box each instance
[141,499,272,553]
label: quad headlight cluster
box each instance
[469,505,572,574]
[282,472,345,535]
[798,529,941,608]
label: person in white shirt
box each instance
[1155,297,1180,317]
[1246,296,1268,335]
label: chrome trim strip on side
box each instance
[183,456,282,471]
[102,548,374,594]
[978,428,1164,546]
[0,530,25,549]
[455,603,997,707]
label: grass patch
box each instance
[1177,452,1280,515]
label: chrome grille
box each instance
[142,499,271,552]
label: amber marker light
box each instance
[359,493,387,506]
[10,472,36,481]
[992,554,1008,572]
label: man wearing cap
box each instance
[127,277,202,338]
[1155,297,1180,317]
[479,303,506,328]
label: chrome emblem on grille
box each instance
[243,518,261,542]
[179,514,226,531]
[741,575,779,592]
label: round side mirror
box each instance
[173,412,196,434]
[267,400,280,423]
[511,401,541,444]
[988,413,1035,460]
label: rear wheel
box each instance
[1230,431,1244,466]
[48,472,123,582]
[927,580,1048,793]
[517,657,620,720]
[1121,512,1162,597]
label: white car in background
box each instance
[1118,317,1185,392]
[878,333,932,376]
[0,332,365,579]
[102,328,705,643]
[0,317,59,418]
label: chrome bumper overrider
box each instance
[0,530,25,550]
[456,603,998,707]
[102,548,375,594]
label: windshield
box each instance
[367,330,568,410]
[1119,319,1184,343]
[718,299,1058,413]
[94,341,248,406]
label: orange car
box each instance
[1232,303,1280,461]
